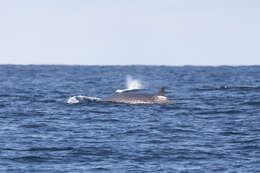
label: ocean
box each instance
[0,65,260,172]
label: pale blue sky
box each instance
[0,0,259,65]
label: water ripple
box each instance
[1,65,260,172]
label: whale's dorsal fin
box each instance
[157,87,166,96]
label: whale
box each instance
[101,87,170,104]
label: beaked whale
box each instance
[101,87,170,104]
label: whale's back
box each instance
[102,93,169,104]
[102,93,152,103]
[101,87,169,104]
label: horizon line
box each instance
[0,63,260,67]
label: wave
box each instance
[67,95,100,104]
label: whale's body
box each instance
[101,87,169,104]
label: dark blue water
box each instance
[0,65,260,172]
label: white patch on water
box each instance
[67,95,100,104]
[116,75,144,93]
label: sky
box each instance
[0,0,260,65]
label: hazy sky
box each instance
[0,0,259,65]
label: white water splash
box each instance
[116,75,144,93]
[67,95,100,104]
